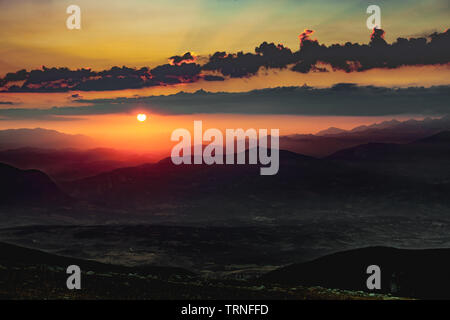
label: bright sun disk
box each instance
[137,113,147,122]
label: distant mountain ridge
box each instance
[281,115,450,157]
[0,128,94,150]
[316,127,347,136]
[326,131,450,182]
[2,116,449,158]
[317,116,450,137]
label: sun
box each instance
[137,113,147,122]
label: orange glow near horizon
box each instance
[0,66,448,155]
[0,112,434,156]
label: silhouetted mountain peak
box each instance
[316,127,346,136]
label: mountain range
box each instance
[1,121,450,224]
[327,131,450,182]
[59,131,450,223]
[1,125,450,299]
[281,115,450,157]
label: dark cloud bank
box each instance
[0,84,449,120]
[0,28,449,92]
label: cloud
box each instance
[298,29,317,47]
[0,28,448,92]
[291,28,450,73]
[0,84,448,120]
[202,42,297,78]
[203,28,450,76]
[169,52,196,66]
[150,61,202,85]
[1,59,204,92]
[203,75,225,81]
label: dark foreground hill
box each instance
[0,242,397,300]
[262,246,450,299]
[0,241,193,279]
[0,163,69,206]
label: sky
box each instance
[1,0,448,73]
[0,0,449,152]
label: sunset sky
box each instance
[1,0,448,73]
[0,0,449,152]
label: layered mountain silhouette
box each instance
[281,115,450,157]
[2,128,449,218]
[262,246,450,299]
[63,143,450,216]
[2,115,449,160]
